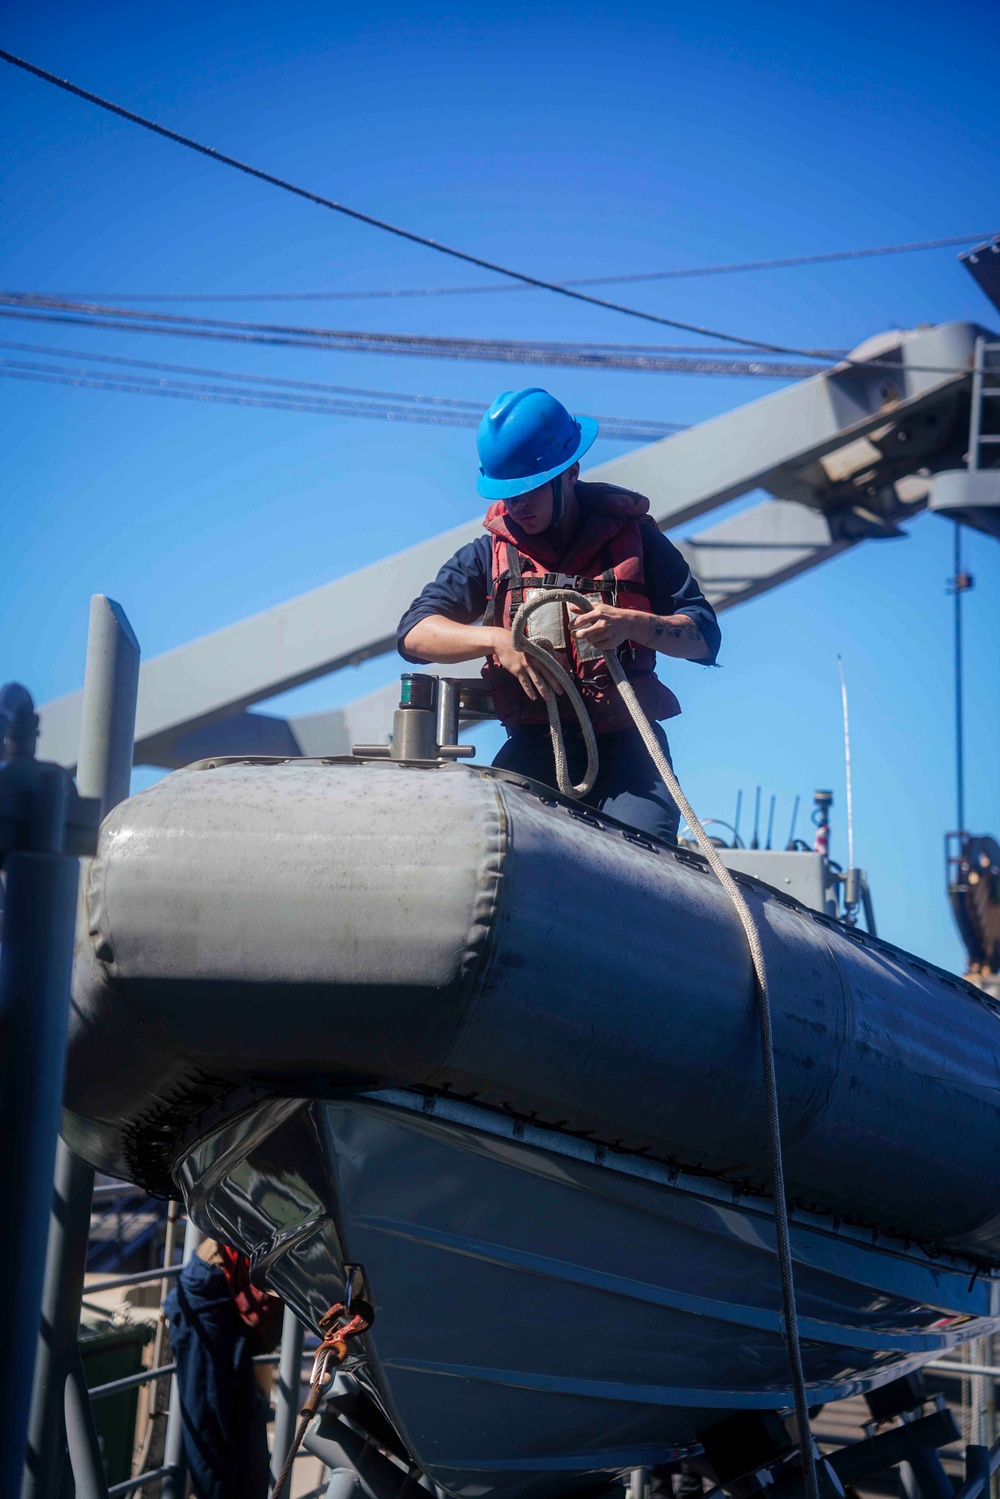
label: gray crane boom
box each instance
[37,321,989,769]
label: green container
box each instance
[79,1308,155,1484]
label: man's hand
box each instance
[568,602,635,651]
[490,629,561,702]
[569,603,710,661]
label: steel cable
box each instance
[1,292,839,359]
[0,338,685,427]
[0,298,972,377]
[511,589,821,1499]
[51,232,996,303]
[0,361,683,440]
[0,303,825,377]
[0,47,923,365]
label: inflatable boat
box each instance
[66,756,1000,1498]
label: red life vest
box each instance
[217,1243,284,1344]
[482,481,681,733]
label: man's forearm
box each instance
[633,611,711,661]
[402,614,502,664]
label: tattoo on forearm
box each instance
[648,617,702,644]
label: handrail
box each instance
[88,1364,177,1402]
[91,1182,148,1203]
[107,1465,177,1497]
[932,1359,1000,1378]
[85,1263,182,1293]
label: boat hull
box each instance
[67,759,1000,1261]
[179,1089,1000,1499]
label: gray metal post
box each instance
[76,596,142,813]
[65,1354,113,1499]
[272,1306,306,1486]
[25,1144,109,1499]
[969,337,986,471]
[160,1215,205,1499]
[0,780,81,1499]
[22,597,139,1499]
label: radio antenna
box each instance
[765,794,776,850]
[751,786,762,849]
[947,521,973,834]
[786,795,800,849]
[838,656,855,874]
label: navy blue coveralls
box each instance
[164,1257,271,1499]
[397,524,720,843]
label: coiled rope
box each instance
[510,591,820,1499]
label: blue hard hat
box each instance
[476,388,598,500]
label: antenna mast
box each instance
[949,521,974,835]
[838,656,854,874]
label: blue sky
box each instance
[2,0,998,971]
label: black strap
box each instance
[483,569,507,627]
[483,545,650,627]
[506,543,525,608]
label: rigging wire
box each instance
[52,232,997,304]
[0,338,543,409]
[1,297,972,378]
[0,359,683,440]
[1,293,841,358]
[0,48,924,365]
[0,303,825,378]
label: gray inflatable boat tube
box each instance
[65,757,1000,1259]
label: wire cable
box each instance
[2,295,971,377]
[0,302,826,378]
[0,299,969,377]
[0,338,514,408]
[0,359,683,440]
[52,232,997,304]
[1,294,842,357]
[0,47,902,363]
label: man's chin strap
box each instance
[549,472,565,528]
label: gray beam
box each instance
[679,476,930,612]
[37,517,483,768]
[586,321,981,524]
[37,322,986,770]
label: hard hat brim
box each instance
[476,415,599,500]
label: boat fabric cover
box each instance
[66,759,1000,1259]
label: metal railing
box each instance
[10,596,327,1498]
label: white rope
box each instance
[509,589,820,1499]
[511,590,770,969]
[509,592,600,799]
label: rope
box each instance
[510,594,599,798]
[510,590,820,1499]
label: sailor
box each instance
[398,388,720,842]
